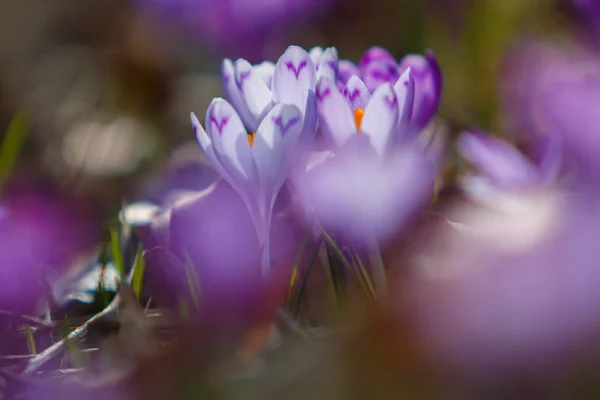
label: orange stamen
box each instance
[354,108,365,133]
[248,132,256,148]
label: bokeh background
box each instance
[0,0,574,222]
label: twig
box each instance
[0,310,56,329]
[19,295,121,377]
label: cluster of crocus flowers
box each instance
[190,44,443,277]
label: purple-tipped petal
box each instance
[205,98,256,184]
[362,59,400,93]
[254,61,275,88]
[316,47,339,82]
[357,46,398,73]
[394,67,415,126]
[315,76,356,147]
[361,83,399,157]
[457,132,540,189]
[233,58,272,131]
[272,45,316,117]
[399,51,443,129]
[343,75,371,110]
[337,60,359,85]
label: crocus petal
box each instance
[234,58,273,131]
[357,46,398,73]
[272,45,316,118]
[309,46,324,65]
[316,47,338,82]
[191,112,238,188]
[254,61,275,88]
[394,67,415,126]
[362,59,400,93]
[337,60,359,84]
[360,83,399,157]
[205,98,257,184]
[399,50,443,129]
[253,103,303,215]
[315,76,356,147]
[343,75,371,110]
[457,131,540,188]
[222,59,257,130]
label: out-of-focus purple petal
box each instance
[457,131,541,189]
[298,144,435,244]
[316,47,339,82]
[357,46,398,73]
[409,192,600,376]
[337,60,360,85]
[362,59,400,93]
[394,67,415,128]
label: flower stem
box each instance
[367,237,387,298]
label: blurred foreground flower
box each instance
[338,47,442,131]
[0,191,91,313]
[409,191,600,379]
[298,71,436,244]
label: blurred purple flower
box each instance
[298,144,435,244]
[457,131,561,203]
[410,192,600,377]
[0,192,92,313]
[501,41,600,187]
[337,47,443,130]
[141,0,334,59]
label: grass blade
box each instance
[131,243,145,299]
[25,325,36,355]
[110,227,125,280]
[0,111,29,190]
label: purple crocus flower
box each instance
[296,73,435,243]
[191,98,303,274]
[337,47,443,130]
[221,45,336,134]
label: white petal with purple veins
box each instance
[361,83,399,157]
[205,98,256,183]
[234,58,272,131]
[222,59,256,130]
[316,77,356,147]
[309,46,324,66]
[272,45,316,117]
[316,47,339,82]
[254,61,275,87]
[343,75,371,110]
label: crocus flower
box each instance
[337,47,442,130]
[297,73,435,243]
[191,98,303,274]
[456,131,561,203]
[221,45,337,135]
